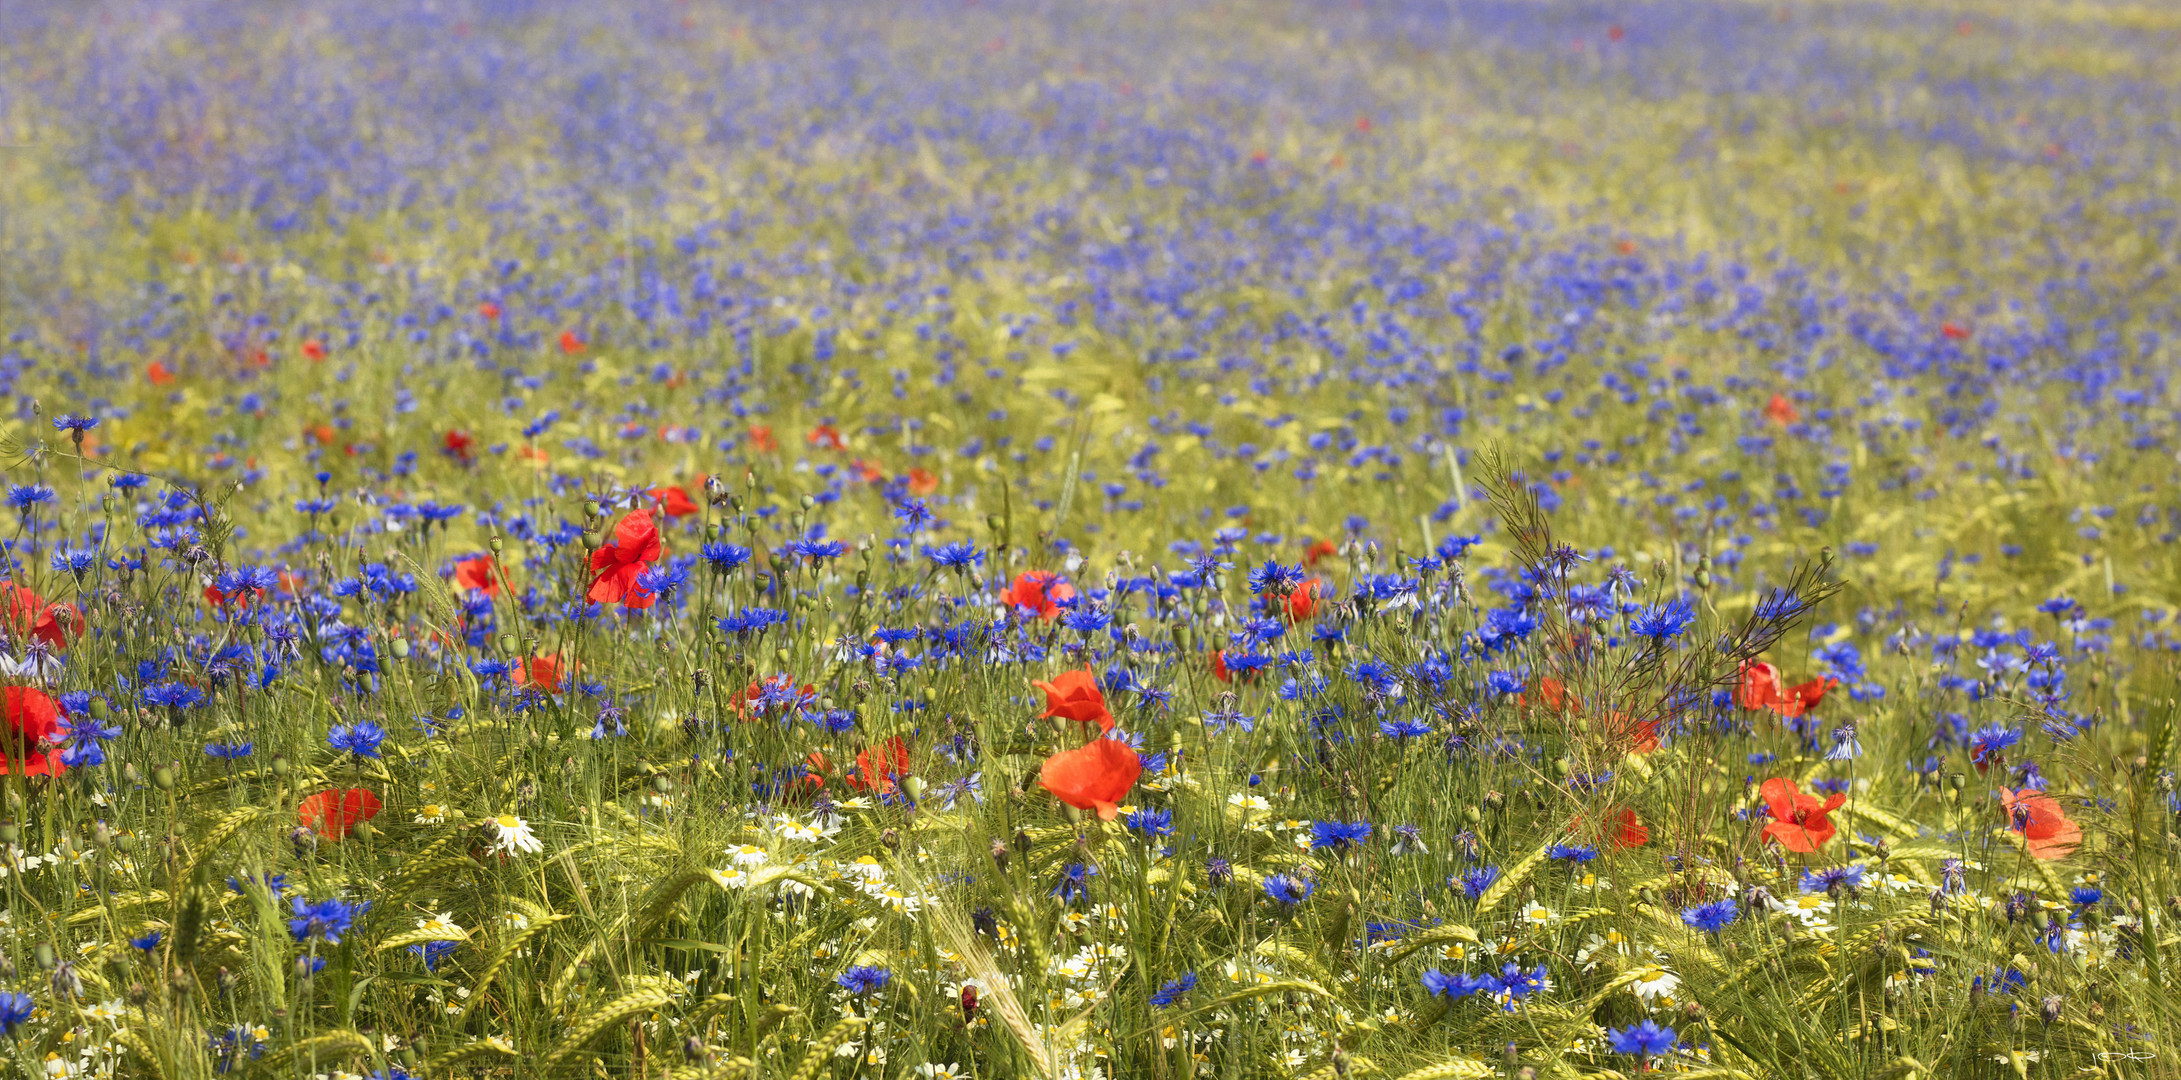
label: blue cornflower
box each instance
[2070,886,2102,908]
[287,897,369,944]
[892,499,934,532]
[328,721,387,759]
[6,485,55,512]
[1310,820,1373,851]
[0,992,31,1037]
[1485,963,1550,1009]
[836,966,891,995]
[58,715,120,743]
[470,658,515,682]
[1379,717,1433,741]
[1485,669,1526,696]
[1420,969,1483,999]
[634,563,690,598]
[204,742,254,760]
[782,537,848,563]
[410,940,459,971]
[1628,597,1696,641]
[1801,865,1866,894]
[51,414,99,434]
[1825,724,1862,761]
[1547,843,1598,864]
[1969,724,2022,770]
[1262,873,1314,907]
[1347,658,1404,697]
[1681,899,1740,934]
[1124,807,1174,838]
[809,709,857,735]
[1454,866,1501,900]
[1246,558,1305,596]
[700,542,752,573]
[1051,863,1097,903]
[141,683,207,710]
[921,541,983,571]
[1606,1020,1677,1057]
[48,547,98,576]
[130,931,163,952]
[1149,972,1197,1009]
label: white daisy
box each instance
[486,815,542,856]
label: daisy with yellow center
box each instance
[486,814,542,856]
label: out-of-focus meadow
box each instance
[1,1,2180,1077]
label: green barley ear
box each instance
[425,1037,522,1074]
[787,1015,868,1080]
[171,890,203,968]
[1390,1062,1494,1080]
[260,1030,380,1074]
[537,986,681,1073]
[2147,697,2173,778]
[1474,839,1550,915]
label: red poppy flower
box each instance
[453,555,498,596]
[297,788,383,840]
[1941,321,1972,340]
[1302,538,1337,566]
[300,339,326,361]
[203,581,264,610]
[1780,677,1834,715]
[847,736,911,794]
[2,582,80,651]
[1040,737,1141,820]
[1033,669,1113,732]
[1629,716,1661,754]
[1736,662,1782,710]
[443,429,475,464]
[1759,778,1844,853]
[847,458,884,484]
[558,330,586,354]
[147,361,175,385]
[1606,23,1625,41]
[512,653,566,692]
[650,486,699,517]
[750,425,779,453]
[807,425,847,451]
[1737,661,1832,718]
[907,468,939,495]
[2000,788,2081,861]
[0,686,64,777]
[1605,807,1649,850]
[1275,579,1326,622]
[1535,677,1577,713]
[586,509,663,608]
[478,301,501,321]
[1764,393,1799,426]
[1005,571,1076,620]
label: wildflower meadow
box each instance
[2,0,2180,1077]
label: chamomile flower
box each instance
[485,815,542,856]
